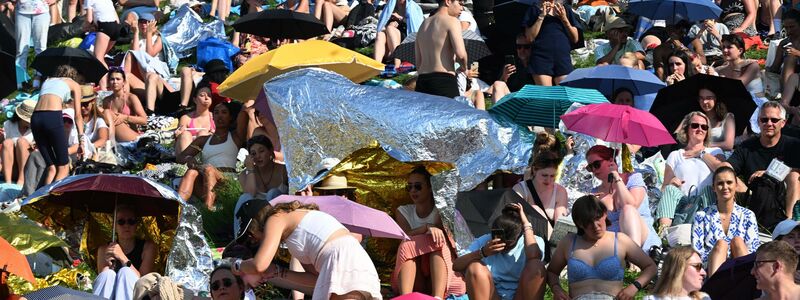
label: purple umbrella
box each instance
[270,195,409,240]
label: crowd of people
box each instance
[7,0,800,298]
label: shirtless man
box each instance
[414,0,468,98]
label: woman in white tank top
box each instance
[511,151,568,239]
[232,201,382,300]
[177,100,243,210]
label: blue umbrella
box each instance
[489,85,609,128]
[560,65,666,97]
[627,0,721,24]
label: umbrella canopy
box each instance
[560,65,666,97]
[701,253,759,299]
[392,30,490,64]
[627,0,722,24]
[391,292,439,300]
[24,285,106,300]
[218,40,383,100]
[270,195,409,240]
[31,47,107,84]
[0,236,35,284]
[561,103,676,147]
[456,188,549,239]
[489,85,610,128]
[649,74,756,136]
[232,9,328,40]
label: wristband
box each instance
[632,281,643,291]
[479,247,486,258]
[233,258,242,273]
[523,223,533,231]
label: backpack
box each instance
[743,176,786,231]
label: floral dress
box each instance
[691,203,761,264]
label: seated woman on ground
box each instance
[93,204,156,300]
[511,151,568,238]
[392,167,465,298]
[232,201,382,299]
[697,87,736,152]
[665,51,697,86]
[2,100,34,185]
[210,264,249,300]
[122,13,170,96]
[103,68,148,143]
[715,34,763,95]
[235,135,288,218]
[547,195,657,300]
[78,85,110,158]
[453,203,547,300]
[657,111,725,228]
[314,0,351,34]
[174,85,215,156]
[691,166,760,275]
[644,246,710,300]
[84,0,123,90]
[236,100,283,163]
[144,59,229,116]
[586,145,661,251]
[177,100,243,210]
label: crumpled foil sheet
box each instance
[166,204,214,293]
[264,68,533,252]
[161,5,226,58]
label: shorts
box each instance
[415,72,459,98]
[30,110,69,167]
[121,5,159,20]
[529,49,574,77]
[96,21,123,41]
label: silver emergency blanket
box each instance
[166,204,214,293]
[264,68,534,251]
[161,5,227,58]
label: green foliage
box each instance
[745,48,768,61]
[544,271,649,300]
[356,46,375,57]
[573,53,597,69]
[195,175,243,246]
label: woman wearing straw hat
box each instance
[30,64,85,186]
[2,100,35,185]
[314,174,357,199]
[78,85,110,159]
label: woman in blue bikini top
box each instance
[546,195,657,300]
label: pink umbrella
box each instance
[391,292,438,300]
[560,103,675,147]
[270,195,409,240]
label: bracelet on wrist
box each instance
[479,247,486,258]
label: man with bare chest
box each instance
[413,0,468,98]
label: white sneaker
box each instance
[0,198,20,213]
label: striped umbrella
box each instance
[488,85,609,128]
[392,30,490,64]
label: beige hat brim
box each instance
[314,186,357,190]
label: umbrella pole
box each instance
[111,197,117,243]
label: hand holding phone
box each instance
[491,228,505,240]
[505,55,515,66]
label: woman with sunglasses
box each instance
[696,87,736,152]
[93,204,156,300]
[657,112,725,228]
[392,167,465,298]
[78,85,109,159]
[103,68,147,143]
[645,246,710,300]
[691,166,760,275]
[210,265,248,300]
[585,145,660,251]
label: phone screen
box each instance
[505,55,515,66]
[491,229,505,240]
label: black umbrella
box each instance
[701,253,760,299]
[232,9,329,40]
[0,13,16,98]
[456,188,549,240]
[649,74,757,135]
[392,30,491,65]
[31,47,108,84]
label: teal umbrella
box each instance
[489,85,610,128]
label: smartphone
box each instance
[491,228,505,240]
[785,42,794,49]
[505,55,515,66]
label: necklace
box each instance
[255,162,276,189]
[212,131,227,142]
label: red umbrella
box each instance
[270,195,409,240]
[0,236,35,284]
[560,103,676,147]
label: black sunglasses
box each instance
[687,263,703,272]
[116,218,137,226]
[319,189,351,197]
[585,160,603,172]
[689,123,709,131]
[406,182,424,192]
[211,278,234,291]
[516,44,531,50]
[760,117,782,124]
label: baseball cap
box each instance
[772,219,800,240]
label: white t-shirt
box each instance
[397,204,438,230]
[84,117,108,142]
[666,147,723,195]
[84,0,118,22]
[458,10,481,36]
[3,120,34,144]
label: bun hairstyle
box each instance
[491,205,524,250]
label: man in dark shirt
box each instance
[724,101,800,221]
[487,33,535,101]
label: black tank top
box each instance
[124,239,145,269]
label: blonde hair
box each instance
[619,52,639,68]
[249,201,319,238]
[674,111,711,146]
[651,246,705,299]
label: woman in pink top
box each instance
[174,85,216,156]
[103,68,147,142]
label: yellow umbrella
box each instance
[218,40,384,100]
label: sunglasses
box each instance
[687,263,703,272]
[585,159,603,172]
[211,278,234,291]
[516,44,531,50]
[116,218,138,226]
[81,101,94,108]
[698,96,716,101]
[319,189,351,197]
[760,117,782,124]
[689,123,709,131]
[406,182,424,192]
